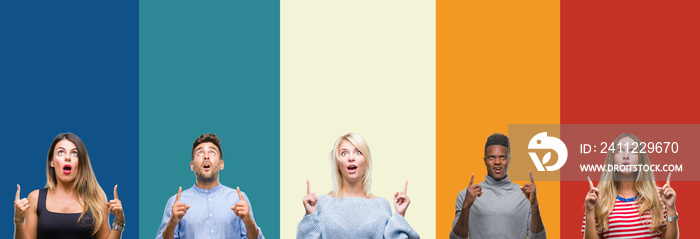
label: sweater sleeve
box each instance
[296,210,323,239]
[384,212,420,239]
[449,230,467,239]
[528,228,546,239]
[449,189,467,239]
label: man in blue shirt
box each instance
[156,133,264,239]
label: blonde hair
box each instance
[329,133,372,197]
[594,133,664,234]
[45,133,106,236]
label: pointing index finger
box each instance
[666,173,672,186]
[403,180,408,194]
[529,170,535,184]
[306,180,311,194]
[237,187,246,203]
[587,176,595,189]
[469,173,474,187]
[16,184,21,201]
[114,185,119,200]
[175,186,182,202]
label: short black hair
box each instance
[192,133,222,160]
[485,132,510,156]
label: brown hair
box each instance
[46,133,106,236]
[192,133,223,160]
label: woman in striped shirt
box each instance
[582,133,679,239]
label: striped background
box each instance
[3,0,699,238]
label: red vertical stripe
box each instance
[561,1,700,238]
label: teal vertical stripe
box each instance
[139,1,280,238]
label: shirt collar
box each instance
[192,183,222,194]
[616,195,638,202]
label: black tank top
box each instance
[37,188,95,239]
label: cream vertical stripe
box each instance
[281,0,436,238]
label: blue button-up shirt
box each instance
[156,184,264,239]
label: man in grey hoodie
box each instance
[450,132,546,239]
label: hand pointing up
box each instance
[232,187,254,225]
[302,180,318,215]
[106,185,125,223]
[394,180,411,217]
[520,171,538,205]
[169,187,190,225]
[463,173,483,210]
[14,184,29,223]
[659,173,676,210]
[585,176,599,214]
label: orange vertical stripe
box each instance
[437,0,560,238]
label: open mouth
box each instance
[63,164,72,175]
[347,165,358,173]
[493,167,503,173]
[203,162,212,170]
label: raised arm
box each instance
[660,174,678,239]
[521,171,545,237]
[451,173,482,239]
[297,180,322,239]
[99,185,125,239]
[232,187,262,239]
[157,187,190,239]
[14,186,38,239]
[584,177,601,239]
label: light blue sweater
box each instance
[297,195,420,239]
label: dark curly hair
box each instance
[484,132,510,156]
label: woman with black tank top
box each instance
[13,133,126,239]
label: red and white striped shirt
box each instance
[581,197,667,239]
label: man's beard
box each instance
[195,168,219,184]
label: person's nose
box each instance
[348,153,355,162]
[65,153,71,162]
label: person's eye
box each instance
[58,151,64,156]
[489,156,494,159]
[356,151,362,155]
[341,152,347,156]
[198,152,203,156]
[71,152,78,157]
[500,156,506,159]
[210,151,216,155]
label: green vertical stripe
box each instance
[139,1,280,238]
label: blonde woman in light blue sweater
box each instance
[297,133,420,239]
